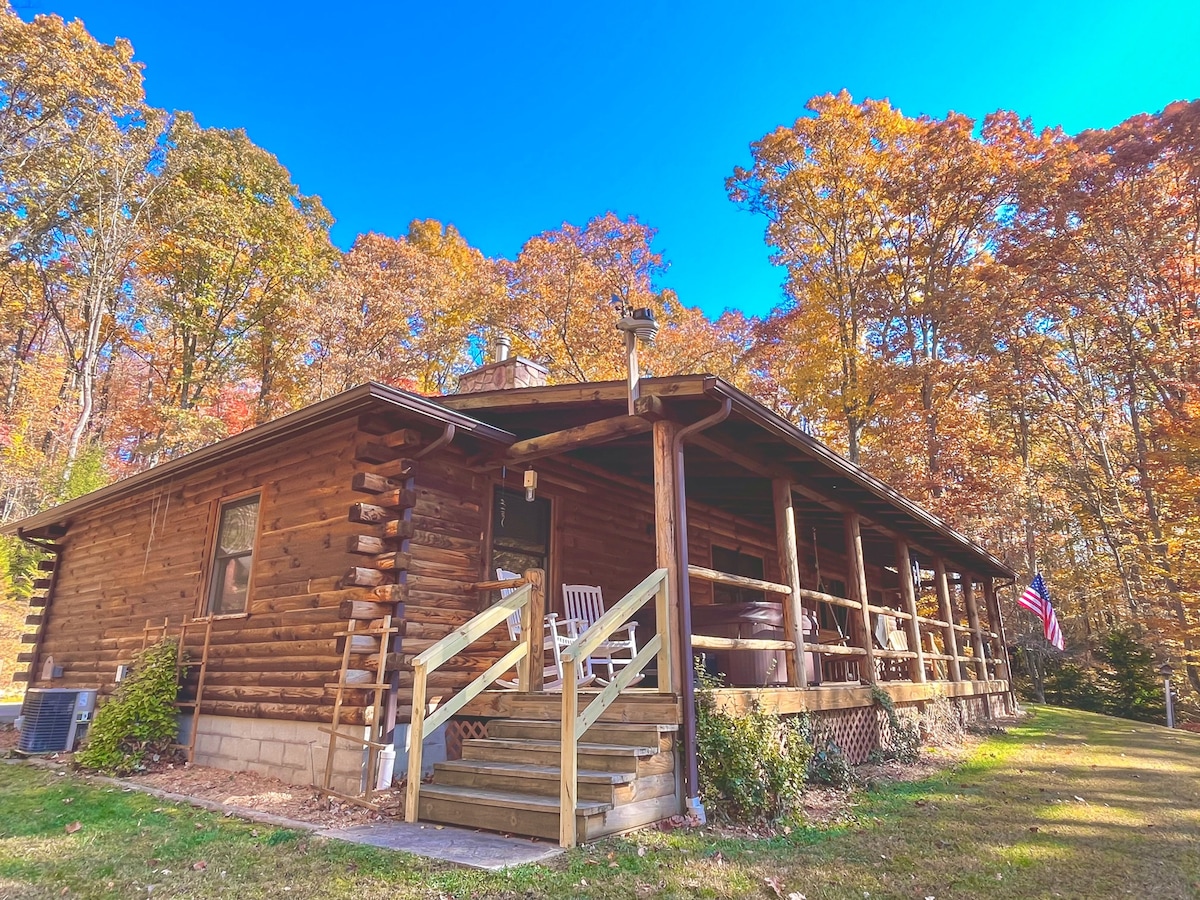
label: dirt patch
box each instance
[125,763,403,829]
[0,725,19,752]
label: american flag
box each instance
[1019,573,1064,650]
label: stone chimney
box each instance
[456,336,548,394]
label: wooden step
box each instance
[487,718,677,749]
[461,737,671,774]
[417,784,681,843]
[418,784,609,841]
[433,759,676,805]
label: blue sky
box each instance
[20,0,1200,318]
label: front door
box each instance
[489,486,551,583]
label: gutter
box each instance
[671,396,732,822]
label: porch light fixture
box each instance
[614,298,658,416]
[523,468,538,502]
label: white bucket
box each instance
[376,745,396,790]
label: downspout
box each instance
[672,397,731,821]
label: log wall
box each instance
[32,418,391,724]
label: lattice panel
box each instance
[444,718,488,761]
[812,706,881,764]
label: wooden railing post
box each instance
[404,662,428,823]
[843,512,877,683]
[933,559,961,681]
[773,478,808,688]
[559,658,579,848]
[894,541,926,683]
[523,568,546,692]
[962,576,988,681]
[655,571,674,693]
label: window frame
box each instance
[199,488,264,620]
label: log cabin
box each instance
[5,352,1016,847]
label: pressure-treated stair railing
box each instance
[404,569,543,823]
[558,567,673,848]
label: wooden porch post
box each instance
[843,512,877,683]
[772,479,808,688]
[652,420,682,694]
[962,576,988,681]
[983,578,1010,683]
[524,568,546,692]
[933,558,961,681]
[894,541,926,683]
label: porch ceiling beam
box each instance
[687,432,941,560]
[492,414,655,466]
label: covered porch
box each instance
[409,375,1015,845]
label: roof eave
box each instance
[703,378,1017,580]
[2,382,514,538]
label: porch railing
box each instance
[403,569,545,824]
[558,567,672,848]
[688,564,994,685]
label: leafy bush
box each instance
[807,740,854,789]
[75,638,182,775]
[1044,662,1106,713]
[869,685,921,765]
[694,666,812,822]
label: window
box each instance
[711,545,766,604]
[490,486,551,581]
[206,494,260,616]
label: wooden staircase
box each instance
[418,717,680,842]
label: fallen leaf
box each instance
[637,845,646,857]
[192,861,207,871]
[765,875,785,898]
[1028,826,1039,833]
[64,821,82,834]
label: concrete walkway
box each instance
[318,821,563,870]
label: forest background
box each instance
[1,5,1196,717]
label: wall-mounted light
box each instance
[524,469,538,502]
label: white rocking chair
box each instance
[495,569,593,691]
[561,583,642,686]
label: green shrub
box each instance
[694,666,812,822]
[75,638,182,775]
[807,740,854,789]
[869,685,921,765]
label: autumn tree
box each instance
[502,213,677,383]
[132,112,333,457]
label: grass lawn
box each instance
[0,706,1197,899]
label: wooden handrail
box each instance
[471,576,527,592]
[691,635,795,652]
[798,587,862,611]
[916,615,950,628]
[559,567,670,848]
[405,577,538,824]
[688,564,791,595]
[565,568,665,665]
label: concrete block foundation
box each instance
[191,714,368,796]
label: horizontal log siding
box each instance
[396,450,489,723]
[32,419,377,722]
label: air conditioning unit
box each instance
[17,688,98,753]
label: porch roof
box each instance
[440,375,1017,580]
